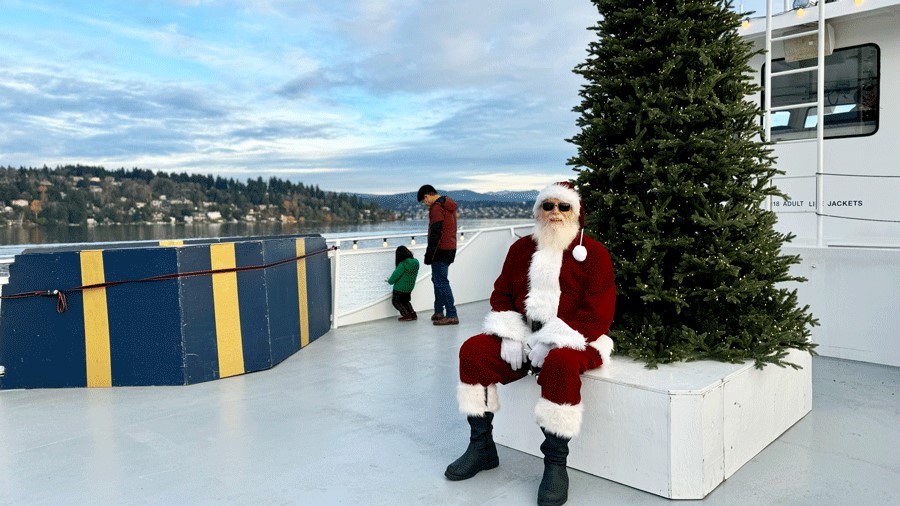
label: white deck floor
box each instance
[1,300,898,506]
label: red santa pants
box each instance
[459,333,603,407]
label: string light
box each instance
[383,238,388,248]
[410,236,416,245]
[352,240,358,250]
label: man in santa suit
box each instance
[444,182,615,506]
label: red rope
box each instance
[0,246,336,314]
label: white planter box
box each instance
[492,348,812,499]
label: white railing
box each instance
[325,224,533,328]
[0,225,536,325]
[0,257,12,285]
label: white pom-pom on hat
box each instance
[573,229,587,262]
[573,244,587,262]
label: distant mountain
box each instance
[354,189,538,207]
[353,189,539,219]
[483,190,540,203]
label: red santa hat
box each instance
[533,181,585,228]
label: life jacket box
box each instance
[0,235,331,389]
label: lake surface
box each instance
[0,218,532,257]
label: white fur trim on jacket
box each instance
[525,248,563,323]
[483,311,529,343]
[535,398,583,439]
[533,183,581,222]
[588,334,614,366]
[457,383,500,416]
[528,316,587,351]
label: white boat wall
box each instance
[328,224,534,328]
[741,0,900,366]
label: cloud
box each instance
[227,122,337,141]
[0,0,603,194]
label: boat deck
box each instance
[1,301,898,505]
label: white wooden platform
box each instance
[492,348,813,500]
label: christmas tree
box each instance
[569,0,817,368]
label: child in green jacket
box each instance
[386,245,419,321]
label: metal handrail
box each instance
[323,223,533,245]
[771,67,819,77]
[771,29,819,41]
[764,0,827,246]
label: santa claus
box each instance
[444,182,615,506]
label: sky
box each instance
[0,0,760,195]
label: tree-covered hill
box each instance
[0,165,396,227]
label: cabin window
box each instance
[763,44,879,141]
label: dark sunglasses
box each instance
[541,202,572,212]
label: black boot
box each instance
[445,413,499,481]
[537,428,570,506]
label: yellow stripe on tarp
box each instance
[80,250,112,388]
[159,240,183,246]
[296,239,310,348]
[210,243,245,378]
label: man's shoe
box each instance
[431,313,445,321]
[433,317,459,326]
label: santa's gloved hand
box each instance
[500,338,527,371]
[527,341,555,369]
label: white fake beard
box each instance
[533,215,579,252]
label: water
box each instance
[0,218,532,258]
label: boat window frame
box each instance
[762,43,880,142]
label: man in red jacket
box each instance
[417,184,460,325]
[444,182,615,506]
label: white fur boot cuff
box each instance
[534,398,583,439]
[457,383,500,416]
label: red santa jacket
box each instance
[482,233,615,364]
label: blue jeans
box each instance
[431,261,457,318]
